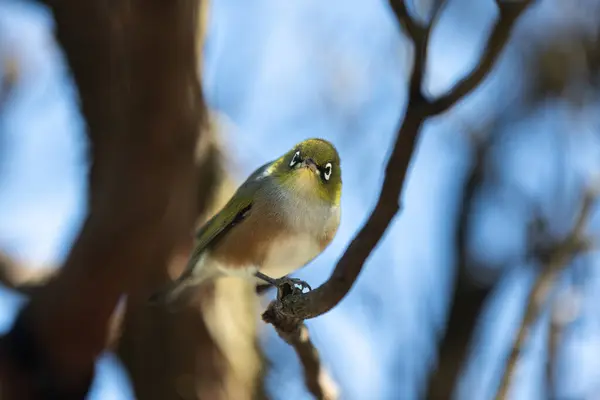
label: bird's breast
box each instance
[258,233,322,279]
[206,182,340,282]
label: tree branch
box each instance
[424,127,499,399]
[428,0,532,115]
[262,0,534,347]
[117,128,265,400]
[547,298,562,400]
[390,0,445,102]
[495,190,597,400]
[390,0,425,45]
[0,0,202,397]
[263,289,339,400]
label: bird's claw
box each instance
[274,277,312,294]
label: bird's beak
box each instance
[302,158,319,174]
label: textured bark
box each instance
[114,0,265,395]
[0,0,202,398]
[117,131,265,400]
[0,137,266,400]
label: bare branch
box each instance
[289,327,339,400]
[547,299,561,399]
[390,0,446,102]
[390,0,425,45]
[425,125,501,399]
[495,190,597,400]
[546,284,583,400]
[0,55,19,109]
[264,304,339,400]
[428,1,533,115]
[262,0,533,348]
[427,0,448,37]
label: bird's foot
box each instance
[274,276,312,294]
[255,272,312,296]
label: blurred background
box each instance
[1,0,600,399]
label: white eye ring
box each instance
[290,151,301,167]
[323,162,332,181]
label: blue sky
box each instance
[1,0,600,399]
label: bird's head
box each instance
[270,138,342,206]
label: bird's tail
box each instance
[147,257,214,310]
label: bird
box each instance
[149,138,342,307]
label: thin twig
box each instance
[390,0,425,45]
[495,191,597,400]
[289,326,339,400]
[391,0,427,99]
[264,306,338,400]
[262,285,339,399]
[428,1,533,115]
[263,0,533,345]
[547,297,561,400]
[391,0,446,101]
[546,283,583,400]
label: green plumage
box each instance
[193,162,270,259]
[148,139,342,307]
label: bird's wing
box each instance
[148,162,276,304]
[194,161,271,243]
[180,161,273,278]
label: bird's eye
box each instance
[323,163,332,181]
[290,151,301,167]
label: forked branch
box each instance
[263,0,534,352]
[495,189,597,400]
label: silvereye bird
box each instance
[149,138,342,306]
